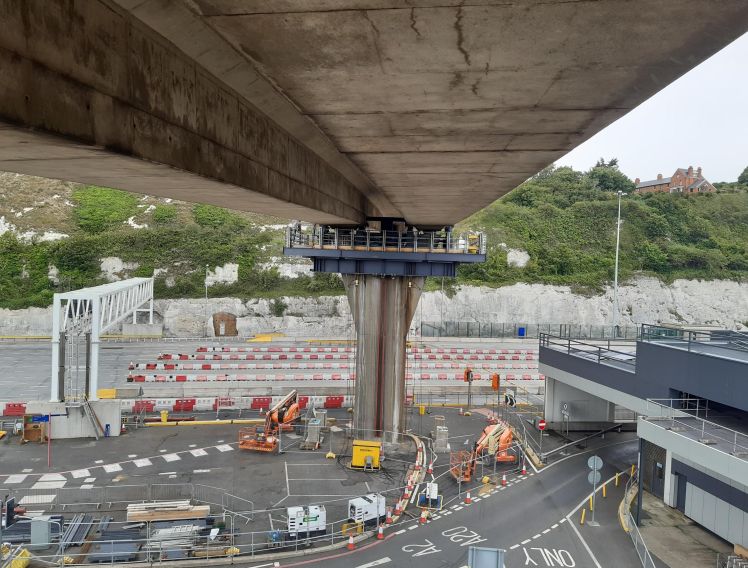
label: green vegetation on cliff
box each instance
[0,163,745,309]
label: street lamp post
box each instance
[612,190,623,338]
[204,264,209,338]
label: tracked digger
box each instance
[449,422,516,482]
[239,390,300,453]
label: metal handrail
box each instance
[539,333,637,371]
[285,226,485,255]
[624,472,657,568]
[643,399,748,459]
[640,324,748,355]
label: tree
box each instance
[586,158,635,194]
[738,166,748,185]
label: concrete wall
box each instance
[25,400,121,439]
[543,376,614,428]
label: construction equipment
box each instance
[449,423,516,483]
[287,505,326,539]
[347,494,386,527]
[239,390,300,452]
[350,439,382,470]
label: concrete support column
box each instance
[50,295,62,402]
[343,275,424,439]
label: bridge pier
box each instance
[343,275,423,439]
[284,221,487,437]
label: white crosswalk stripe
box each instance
[104,463,123,473]
[71,469,90,479]
[162,453,181,462]
[134,458,152,468]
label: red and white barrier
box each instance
[197,346,355,353]
[158,352,533,362]
[116,394,352,414]
[130,360,537,371]
[127,372,545,383]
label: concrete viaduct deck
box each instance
[1,1,747,226]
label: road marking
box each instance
[159,449,167,453]
[158,472,177,476]
[408,524,418,530]
[190,449,208,457]
[71,469,90,479]
[128,454,137,458]
[163,453,181,462]
[81,484,94,489]
[510,544,520,550]
[216,444,233,452]
[443,511,452,516]
[450,504,460,510]
[134,458,152,468]
[94,460,103,464]
[560,518,567,524]
[473,497,481,502]
[542,528,551,534]
[551,523,558,529]
[4,474,27,484]
[521,539,531,545]
[355,557,391,567]
[189,444,197,448]
[532,533,541,539]
[193,469,211,473]
[568,513,602,568]
[40,473,66,482]
[31,481,66,490]
[394,529,406,535]
[84,478,95,483]
[104,463,122,473]
[454,506,463,511]
[22,468,33,473]
[19,495,56,505]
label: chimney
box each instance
[657,173,663,180]
[697,166,702,177]
[634,177,640,185]
[687,166,693,176]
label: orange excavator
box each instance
[239,390,301,453]
[449,422,516,482]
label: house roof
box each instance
[637,177,671,188]
[688,178,708,189]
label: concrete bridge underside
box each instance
[1,1,747,226]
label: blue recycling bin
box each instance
[518,327,526,337]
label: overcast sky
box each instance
[555,32,748,183]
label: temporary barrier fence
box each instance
[420,321,640,340]
[126,372,544,383]
[157,352,535,361]
[129,360,538,371]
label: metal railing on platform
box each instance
[285,225,486,255]
[539,333,637,371]
[640,324,748,355]
[624,473,657,568]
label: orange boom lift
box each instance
[239,390,300,453]
[449,423,516,482]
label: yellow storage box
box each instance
[351,439,382,470]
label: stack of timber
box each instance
[126,501,210,522]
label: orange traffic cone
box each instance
[415,462,422,471]
[385,508,393,524]
[464,491,472,504]
[377,525,385,539]
[347,535,355,550]
[404,486,411,499]
[419,510,428,524]
[427,462,433,474]
[501,474,507,486]
[394,501,402,515]
[522,461,527,475]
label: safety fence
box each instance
[539,333,637,372]
[8,483,254,520]
[420,321,641,340]
[157,352,536,361]
[129,361,538,371]
[126,371,544,383]
[623,473,657,568]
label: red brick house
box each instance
[634,166,716,194]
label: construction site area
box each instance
[0,279,547,566]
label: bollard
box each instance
[464,491,472,504]
[347,535,355,550]
[602,484,607,499]
[615,472,620,487]
[377,525,385,539]
[385,508,393,524]
[589,496,594,511]
[631,464,636,476]
[580,508,586,525]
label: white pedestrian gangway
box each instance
[50,278,154,402]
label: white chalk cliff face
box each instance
[1,277,745,337]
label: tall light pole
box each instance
[204,264,209,338]
[612,190,623,337]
